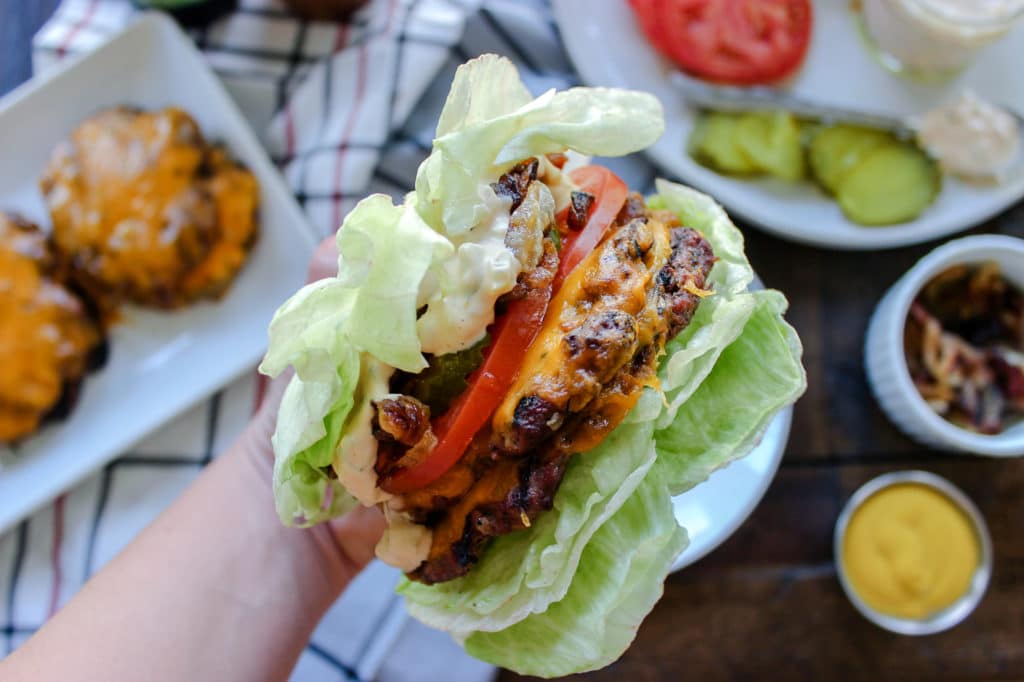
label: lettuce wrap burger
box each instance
[260,54,805,676]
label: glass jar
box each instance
[860,0,1024,80]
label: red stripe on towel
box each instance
[56,0,100,59]
[330,0,397,232]
[46,494,66,618]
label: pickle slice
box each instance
[808,125,892,194]
[690,114,942,226]
[836,143,940,226]
[734,111,805,181]
[688,112,758,175]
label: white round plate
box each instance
[670,406,792,571]
[553,0,1024,250]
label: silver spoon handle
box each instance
[669,73,914,138]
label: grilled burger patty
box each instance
[372,172,716,584]
[40,107,259,310]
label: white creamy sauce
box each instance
[415,153,583,357]
[416,185,520,355]
[917,91,1020,181]
[375,505,432,571]
[334,356,395,506]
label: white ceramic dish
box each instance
[0,14,316,534]
[552,0,1024,250]
[865,234,1024,456]
[834,470,992,635]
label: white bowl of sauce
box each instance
[834,470,992,634]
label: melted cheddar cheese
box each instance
[0,215,100,442]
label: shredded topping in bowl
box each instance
[904,261,1024,434]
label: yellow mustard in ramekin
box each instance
[835,471,992,635]
[843,483,978,619]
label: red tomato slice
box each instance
[552,166,629,292]
[381,280,552,494]
[381,165,629,494]
[629,0,813,85]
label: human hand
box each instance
[239,236,386,588]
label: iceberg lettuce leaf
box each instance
[464,474,687,677]
[415,55,664,237]
[335,194,451,373]
[271,366,360,525]
[654,289,805,495]
[647,178,758,427]
[261,193,447,525]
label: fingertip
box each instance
[307,236,339,281]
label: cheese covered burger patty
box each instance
[40,107,258,310]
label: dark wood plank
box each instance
[500,458,1024,681]
[0,0,62,97]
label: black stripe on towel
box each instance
[4,523,29,655]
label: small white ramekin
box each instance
[865,235,1024,456]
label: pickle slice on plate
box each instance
[836,143,940,226]
[688,112,759,175]
[808,125,892,194]
[734,111,805,181]
[689,114,942,227]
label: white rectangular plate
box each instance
[0,14,316,534]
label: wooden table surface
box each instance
[4,3,1023,680]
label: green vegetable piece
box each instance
[734,111,805,181]
[548,227,562,252]
[688,112,759,175]
[836,143,940,225]
[405,335,489,414]
[808,125,893,194]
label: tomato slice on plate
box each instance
[381,165,629,494]
[630,0,813,85]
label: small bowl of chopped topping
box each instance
[866,234,1024,456]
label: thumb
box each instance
[328,504,388,578]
